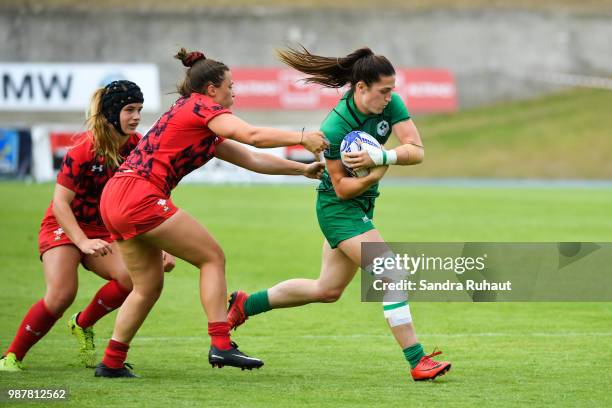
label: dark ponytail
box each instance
[277,45,395,90]
[174,47,229,97]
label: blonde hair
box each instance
[86,88,124,168]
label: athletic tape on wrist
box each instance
[386,149,397,165]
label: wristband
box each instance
[364,147,397,166]
[386,149,397,165]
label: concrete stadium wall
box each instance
[1,7,611,126]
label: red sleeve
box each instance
[56,148,80,192]
[55,137,92,192]
[192,95,232,126]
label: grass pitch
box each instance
[0,182,611,407]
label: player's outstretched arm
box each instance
[327,159,388,200]
[208,114,329,155]
[215,139,325,179]
[52,184,112,256]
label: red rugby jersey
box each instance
[41,131,141,232]
[120,93,230,196]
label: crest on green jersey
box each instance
[377,120,390,136]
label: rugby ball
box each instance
[340,131,382,178]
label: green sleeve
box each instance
[321,113,352,160]
[388,92,411,126]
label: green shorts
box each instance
[316,192,376,249]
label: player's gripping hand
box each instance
[77,238,113,257]
[302,161,325,179]
[343,149,376,170]
[162,251,176,273]
[301,131,329,155]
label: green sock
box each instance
[403,343,425,369]
[244,290,271,317]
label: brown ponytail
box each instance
[277,45,395,90]
[174,47,229,97]
[86,88,123,168]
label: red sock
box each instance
[208,321,231,350]
[102,339,129,369]
[76,280,130,329]
[6,299,59,361]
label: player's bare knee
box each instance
[116,275,133,291]
[212,246,226,267]
[114,269,133,291]
[135,279,164,301]
[319,287,344,303]
[199,246,225,270]
[45,287,76,314]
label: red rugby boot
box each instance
[410,349,451,381]
[227,291,249,330]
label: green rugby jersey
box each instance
[317,90,411,198]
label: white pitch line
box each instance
[107,332,612,342]
[13,332,611,345]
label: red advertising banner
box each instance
[232,68,457,113]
